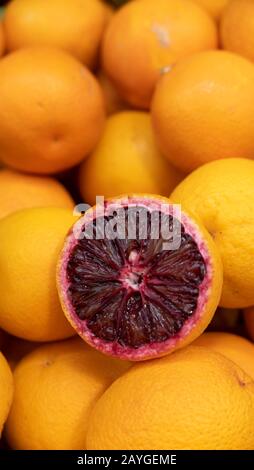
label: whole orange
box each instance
[220,0,254,63]
[152,50,254,172]
[78,112,183,205]
[0,47,105,174]
[0,207,77,341]
[244,307,254,342]
[0,168,74,219]
[102,0,218,109]
[194,332,254,379]
[4,0,109,68]
[87,346,254,449]
[5,338,130,449]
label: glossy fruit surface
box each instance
[152,50,254,172]
[0,48,105,174]
[79,112,182,205]
[5,338,130,449]
[0,169,74,219]
[194,332,254,379]
[87,346,254,449]
[102,0,217,108]
[0,207,76,341]
[4,0,109,67]
[171,158,254,308]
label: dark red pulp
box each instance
[66,207,206,348]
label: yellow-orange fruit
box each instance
[194,332,254,379]
[0,168,74,219]
[0,207,77,341]
[87,346,254,449]
[220,0,254,63]
[171,158,254,308]
[5,338,130,449]
[102,0,218,108]
[79,112,182,205]
[0,48,105,174]
[152,50,254,172]
[4,0,109,68]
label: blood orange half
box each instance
[57,195,222,360]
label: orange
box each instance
[0,47,105,175]
[79,112,183,205]
[87,346,254,450]
[152,50,254,173]
[0,168,74,219]
[194,332,254,379]
[102,0,218,108]
[220,0,254,63]
[97,69,128,116]
[0,207,77,341]
[5,338,130,450]
[0,352,13,437]
[192,0,230,21]
[4,0,109,68]
[244,307,254,342]
[171,158,254,308]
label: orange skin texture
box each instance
[5,338,131,450]
[0,207,77,342]
[220,0,254,63]
[97,70,128,116]
[194,332,254,380]
[244,307,254,342]
[0,169,74,219]
[102,0,218,109]
[57,194,223,361]
[4,0,109,68]
[78,112,183,206]
[137,0,230,21]
[0,47,105,175]
[171,158,254,308]
[86,346,254,450]
[152,50,254,173]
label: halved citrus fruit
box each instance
[57,195,222,361]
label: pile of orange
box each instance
[0,0,254,452]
